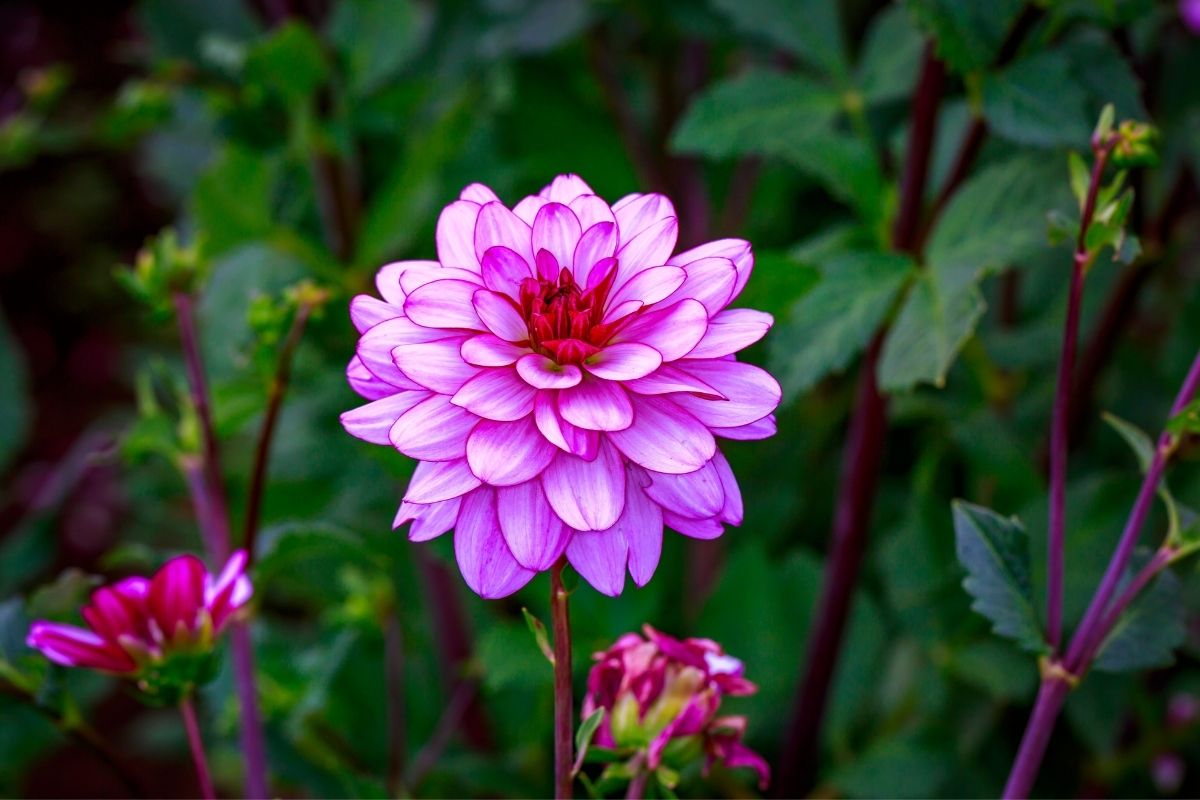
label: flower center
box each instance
[518,252,620,364]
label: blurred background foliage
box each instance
[1,0,1199,797]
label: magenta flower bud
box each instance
[1181,0,1200,34]
[342,175,781,599]
[581,625,769,790]
[27,551,252,698]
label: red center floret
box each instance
[517,251,622,364]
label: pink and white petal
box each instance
[644,459,725,518]
[567,528,628,597]
[573,222,619,281]
[347,356,399,400]
[513,195,549,225]
[341,391,430,444]
[610,299,708,362]
[392,338,480,394]
[541,174,594,204]
[570,194,617,230]
[459,183,500,204]
[404,280,485,331]
[398,264,483,294]
[454,488,536,599]
[393,497,462,542]
[669,238,754,301]
[436,200,482,271]
[451,368,537,421]
[481,246,533,295]
[351,295,399,333]
[389,394,479,461]
[605,266,686,314]
[686,309,773,359]
[466,417,557,486]
[475,201,534,266]
[616,469,663,587]
[496,481,571,570]
[624,364,726,400]
[712,451,744,525]
[615,217,678,283]
[376,260,441,304]
[532,203,583,273]
[713,415,777,440]
[664,510,724,540]
[583,343,662,381]
[671,360,781,428]
[148,554,207,635]
[663,256,737,315]
[535,391,600,459]
[404,459,482,504]
[26,623,136,672]
[558,377,634,431]
[472,289,529,343]
[357,317,445,388]
[461,334,529,367]
[541,439,626,531]
[607,395,716,474]
[605,299,643,323]
[517,354,582,389]
[612,193,677,242]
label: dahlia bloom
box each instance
[341,175,780,598]
[581,625,769,789]
[27,551,251,681]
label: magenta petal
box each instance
[534,392,600,459]
[461,334,528,367]
[608,395,715,474]
[687,308,773,359]
[606,266,686,314]
[473,289,529,342]
[664,256,737,315]
[624,365,725,399]
[615,217,678,283]
[558,378,634,431]
[713,415,777,440]
[612,193,676,241]
[475,201,534,266]
[541,439,626,531]
[664,510,724,539]
[572,221,618,281]
[357,317,444,390]
[616,469,663,587]
[712,451,744,525]
[716,740,771,790]
[436,200,483,271]
[206,550,252,630]
[452,368,537,421]
[466,417,557,486]
[394,497,462,541]
[148,554,207,636]
[611,299,708,362]
[517,354,583,389]
[26,622,136,672]
[644,459,724,518]
[82,587,139,643]
[392,338,480,394]
[460,183,499,204]
[404,459,482,504]
[347,356,394,400]
[567,528,628,597]
[541,173,594,204]
[404,279,485,331]
[481,246,533,294]
[390,394,479,461]
[532,202,583,273]
[454,487,536,599]
[341,392,429,445]
[583,343,662,382]
[399,264,482,294]
[671,361,782,428]
[569,195,616,230]
[496,481,570,570]
[670,238,753,300]
[350,295,399,333]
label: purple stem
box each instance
[1002,678,1072,799]
[551,558,573,800]
[1092,545,1174,654]
[180,696,216,800]
[625,765,650,800]
[230,621,270,799]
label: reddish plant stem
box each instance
[625,765,650,800]
[180,696,215,800]
[404,681,477,792]
[774,46,945,798]
[1003,677,1072,799]
[586,27,664,192]
[383,610,406,796]
[551,559,574,799]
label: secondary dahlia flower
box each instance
[582,625,769,789]
[341,175,780,598]
[27,551,251,682]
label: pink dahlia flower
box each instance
[27,551,251,676]
[341,175,780,598]
[582,625,769,789]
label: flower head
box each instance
[342,175,780,598]
[27,551,251,699]
[581,625,769,789]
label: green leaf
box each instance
[1094,560,1184,672]
[709,0,848,79]
[781,132,889,223]
[521,608,554,666]
[571,708,605,776]
[327,0,430,97]
[982,51,1092,148]
[951,501,1048,655]
[829,733,952,799]
[243,21,329,103]
[1102,412,1185,545]
[770,251,913,396]
[856,6,925,104]
[0,308,31,472]
[191,146,275,257]
[877,269,984,392]
[1068,152,1090,209]
[1167,399,1200,438]
[905,0,1024,74]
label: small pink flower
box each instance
[27,551,252,676]
[581,625,769,790]
[342,175,780,598]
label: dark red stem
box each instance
[180,696,215,800]
[551,558,573,799]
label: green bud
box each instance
[1111,119,1159,168]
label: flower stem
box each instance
[230,621,270,799]
[551,558,573,799]
[180,695,215,800]
[1002,677,1071,799]
[625,766,650,800]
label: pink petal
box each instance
[540,174,594,203]
[475,201,534,266]
[569,194,616,230]
[669,238,754,300]
[535,249,561,280]
[671,361,781,428]
[436,200,483,271]
[82,587,140,643]
[347,356,394,400]
[473,289,529,342]
[394,497,462,542]
[399,264,483,294]
[148,554,207,636]
[341,391,430,445]
[607,395,715,474]
[357,317,445,390]
[664,510,723,539]
[687,309,773,359]
[663,256,737,315]
[481,246,533,295]
[541,439,626,531]
[644,458,725,519]
[583,343,662,381]
[610,299,708,362]
[26,622,136,672]
[350,295,399,333]
[535,391,600,459]
[404,279,485,330]
[496,480,571,570]
[460,183,500,204]
[376,259,441,305]
[454,487,536,599]
[466,417,557,486]
[392,338,480,394]
[206,550,252,630]
[517,354,583,389]
[513,195,549,225]
[532,203,583,272]
[390,394,479,461]
[404,459,482,504]
[713,415,777,441]
[613,193,676,241]
[558,377,634,431]
[615,217,679,283]
[451,368,537,421]
[461,334,528,367]
[573,222,619,281]
[624,364,726,399]
[567,528,628,597]
[713,451,744,525]
[616,469,664,587]
[606,266,687,315]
